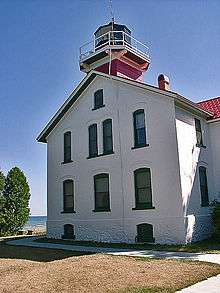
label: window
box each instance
[136,223,154,243]
[62,224,75,239]
[195,118,204,147]
[103,119,113,154]
[63,131,72,163]
[63,180,74,212]
[134,168,153,209]
[94,173,110,211]
[94,89,104,109]
[133,109,147,148]
[199,166,209,207]
[89,124,98,157]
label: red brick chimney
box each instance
[158,74,170,91]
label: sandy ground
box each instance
[0,251,220,293]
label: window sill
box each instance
[196,144,206,149]
[87,155,99,159]
[92,105,105,111]
[201,204,209,208]
[99,151,114,157]
[61,160,73,165]
[132,206,155,210]
[87,152,114,159]
[61,210,76,214]
[132,144,149,150]
[92,209,111,212]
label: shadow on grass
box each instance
[35,236,220,254]
[0,241,94,263]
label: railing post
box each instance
[93,36,96,52]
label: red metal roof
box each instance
[197,97,220,119]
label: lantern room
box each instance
[79,21,151,82]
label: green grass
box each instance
[35,236,220,254]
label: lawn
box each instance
[36,236,220,254]
[1,240,220,293]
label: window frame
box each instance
[136,223,155,243]
[133,109,147,149]
[62,224,75,239]
[133,168,154,210]
[93,173,111,212]
[199,166,209,207]
[88,124,98,158]
[63,131,72,164]
[195,118,205,148]
[62,179,75,213]
[103,119,114,155]
[93,89,105,110]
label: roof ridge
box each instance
[197,96,220,104]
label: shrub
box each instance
[212,201,220,240]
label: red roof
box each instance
[197,97,220,119]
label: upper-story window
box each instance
[93,89,104,110]
[63,131,72,163]
[199,166,209,207]
[103,119,113,155]
[94,173,110,212]
[63,179,74,213]
[133,109,147,148]
[133,168,153,210]
[195,118,204,147]
[89,124,98,157]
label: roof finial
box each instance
[109,0,115,25]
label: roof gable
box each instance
[37,70,213,143]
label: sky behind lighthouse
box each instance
[0,0,219,215]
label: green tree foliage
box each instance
[0,170,5,195]
[1,167,30,236]
[212,201,220,240]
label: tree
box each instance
[0,170,5,195]
[1,167,30,235]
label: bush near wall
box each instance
[212,201,220,240]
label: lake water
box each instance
[24,216,47,230]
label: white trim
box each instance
[207,117,220,123]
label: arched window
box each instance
[136,223,154,243]
[133,109,147,148]
[63,180,74,212]
[63,131,72,163]
[94,173,110,212]
[88,124,98,157]
[94,89,104,110]
[134,168,153,209]
[103,119,113,154]
[62,224,75,239]
[199,166,209,207]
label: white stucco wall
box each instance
[175,107,215,242]
[209,120,220,200]
[45,75,218,244]
[46,76,188,244]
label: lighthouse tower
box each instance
[79,22,150,82]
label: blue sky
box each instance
[0,0,219,215]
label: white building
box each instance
[37,22,220,244]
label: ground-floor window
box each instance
[136,223,154,243]
[62,224,75,239]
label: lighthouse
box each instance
[79,21,150,82]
